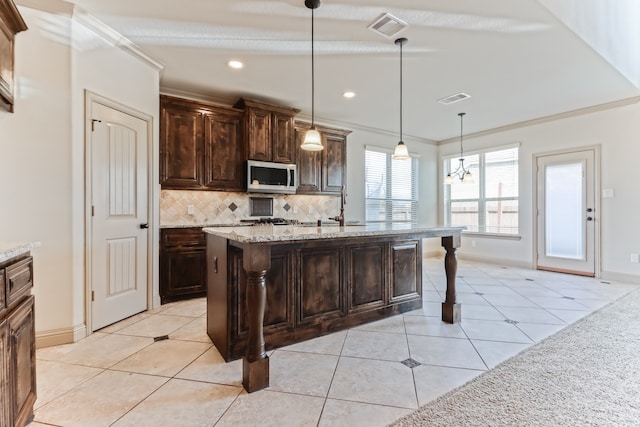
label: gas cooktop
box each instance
[240,217,300,226]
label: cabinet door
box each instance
[246,107,272,161]
[204,109,245,191]
[346,243,385,314]
[0,319,9,427]
[160,248,207,304]
[272,112,296,164]
[8,295,36,427]
[390,241,421,303]
[295,127,321,193]
[321,131,347,194]
[160,102,203,188]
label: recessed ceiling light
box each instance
[227,60,244,69]
[343,91,356,99]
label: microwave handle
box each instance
[289,168,295,187]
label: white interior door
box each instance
[536,149,596,276]
[90,100,149,330]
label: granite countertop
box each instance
[0,241,42,263]
[203,224,465,244]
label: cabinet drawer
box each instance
[162,228,206,247]
[6,257,33,307]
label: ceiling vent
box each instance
[437,92,472,105]
[368,12,408,39]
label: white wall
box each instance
[438,100,640,282]
[343,127,442,254]
[0,3,160,345]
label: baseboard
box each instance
[36,323,87,349]
[600,271,640,285]
[456,254,534,270]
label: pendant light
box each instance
[444,112,474,184]
[301,0,324,151]
[392,37,410,160]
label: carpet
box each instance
[391,289,640,427]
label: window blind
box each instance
[365,148,418,224]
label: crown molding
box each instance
[16,0,164,72]
[438,96,640,145]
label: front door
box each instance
[536,149,597,276]
[89,99,150,330]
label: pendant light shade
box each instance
[301,0,324,151]
[392,37,410,160]
[445,112,474,184]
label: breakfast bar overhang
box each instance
[203,224,464,393]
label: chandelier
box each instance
[445,112,474,184]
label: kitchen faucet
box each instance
[329,185,346,226]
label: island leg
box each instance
[242,245,271,392]
[441,235,461,324]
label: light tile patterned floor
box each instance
[30,258,637,427]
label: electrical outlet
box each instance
[631,253,639,263]
[292,206,298,214]
[187,204,195,215]
[308,206,313,214]
[471,240,476,248]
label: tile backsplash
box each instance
[160,190,340,226]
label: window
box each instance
[365,146,418,224]
[444,145,519,235]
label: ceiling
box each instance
[68,0,639,142]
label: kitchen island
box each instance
[203,224,464,392]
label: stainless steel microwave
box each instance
[247,160,297,194]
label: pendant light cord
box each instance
[311,6,315,127]
[399,39,403,142]
[459,112,465,158]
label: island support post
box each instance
[242,243,271,392]
[441,235,461,323]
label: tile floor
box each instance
[29,258,636,427]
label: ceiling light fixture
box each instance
[227,60,244,69]
[301,0,324,151]
[342,91,356,98]
[445,112,474,184]
[392,37,409,160]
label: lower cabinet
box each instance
[160,228,207,304]
[1,254,36,427]
[207,235,422,361]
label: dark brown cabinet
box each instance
[0,0,27,112]
[0,254,36,427]
[160,228,207,304]
[295,122,350,195]
[234,98,299,164]
[160,95,244,191]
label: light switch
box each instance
[602,189,614,198]
[187,204,195,215]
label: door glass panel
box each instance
[545,163,584,259]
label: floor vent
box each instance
[368,12,408,39]
[438,92,472,105]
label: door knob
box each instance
[139,223,149,229]
[586,217,593,221]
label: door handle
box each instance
[586,208,593,212]
[586,217,593,221]
[139,223,149,229]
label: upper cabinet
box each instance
[160,95,245,191]
[234,98,300,164]
[0,0,27,112]
[295,122,351,195]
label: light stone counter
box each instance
[0,241,41,263]
[203,223,465,244]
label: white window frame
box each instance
[365,145,419,224]
[443,143,520,237]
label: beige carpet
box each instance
[391,289,640,427]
